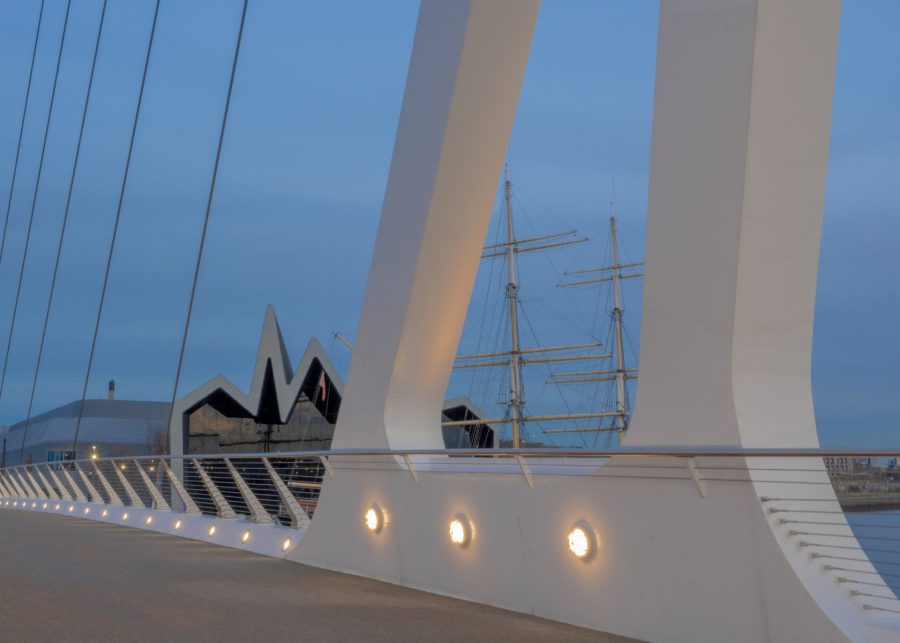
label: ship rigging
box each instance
[448,168,642,448]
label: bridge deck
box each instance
[0,510,631,642]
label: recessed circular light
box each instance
[31,502,37,508]
[241,530,251,544]
[145,516,153,525]
[42,503,48,509]
[567,521,597,561]
[173,520,182,530]
[208,525,217,537]
[281,537,292,552]
[84,507,90,514]
[101,509,108,517]
[68,505,75,513]
[55,504,60,510]
[364,504,384,534]
[449,514,472,548]
[122,512,129,520]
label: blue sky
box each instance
[0,1,896,448]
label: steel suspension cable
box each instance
[20,0,109,459]
[164,0,250,433]
[0,0,72,430]
[0,0,46,269]
[72,0,161,453]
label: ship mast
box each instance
[552,201,642,446]
[503,167,525,447]
[609,208,628,444]
[450,166,616,448]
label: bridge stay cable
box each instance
[0,0,46,269]
[0,0,72,453]
[19,1,109,461]
[165,0,250,432]
[71,0,162,454]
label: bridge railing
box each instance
[3,447,900,613]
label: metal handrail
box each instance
[3,446,899,616]
[3,446,899,470]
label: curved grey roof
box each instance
[4,399,170,465]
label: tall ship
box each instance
[447,168,642,448]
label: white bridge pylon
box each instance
[295,1,892,642]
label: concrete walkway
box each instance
[0,510,634,642]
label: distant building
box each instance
[169,305,495,458]
[823,456,853,476]
[3,399,170,466]
[1,307,495,467]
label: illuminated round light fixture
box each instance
[145,516,153,526]
[42,503,48,509]
[567,521,597,561]
[241,530,251,544]
[68,505,75,513]
[208,525,217,537]
[54,504,60,511]
[448,514,472,548]
[281,537,293,553]
[101,509,108,518]
[173,520,182,530]
[32,502,37,508]
[122,512,129,521]
[84,507,91,515]
[364,503,384,534]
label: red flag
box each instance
[317,371,327,403]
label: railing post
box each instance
[74,462,102,503]
[24,468,48,499]
[34,466,58,500]
[60,465,88,502]
[15,469,38,498]
[403,454,418,482]
[134,460,170,511]
[191,459,236,519]
[262,458,310,529]
[225,458,272,524]
[112,461,145,508]
[6,471,26,498]
[0,474,12,498]
[319,455,335,478]
[515,456,534,489]
[92,462,123,505]
[162,460,200,514]
[43,465,72,501]
[685,458,707,498]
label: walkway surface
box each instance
[0,510,634,642]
